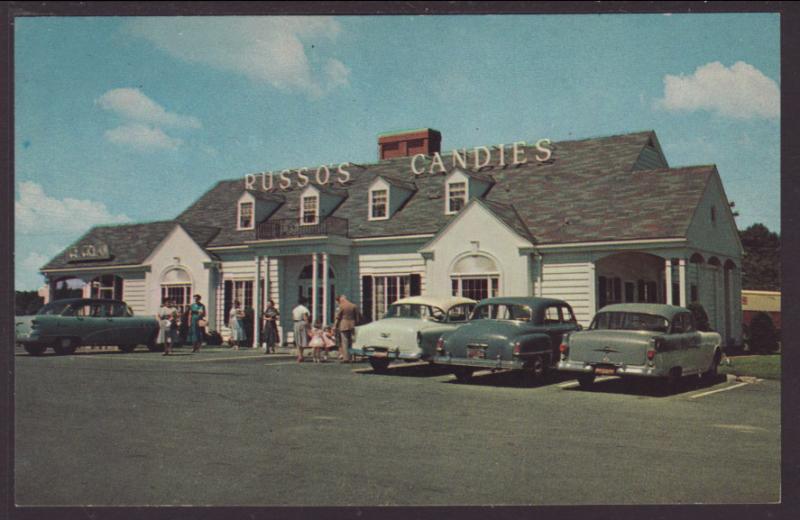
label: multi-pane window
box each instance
[451,276,499,301]
[239,202,254,229]
[161,285,192,314]
[447,182,467,213]
[301,195,318,225]
[373,275,411,320]
[370,189,388,220]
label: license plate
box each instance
[371,351,388,358]
[595,366,616,375]
[467,348,486,359]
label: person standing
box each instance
[165,300,179,355]
[228,300,245,350]
[189,294,206,353]
[262,299,280,354]
[292,298,311,362]
[156,297,172,352]
[334,294,361,363]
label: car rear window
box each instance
[590,312,669,333]
[385,304,445,321]
[471,304,532,322]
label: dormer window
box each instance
[301,194,319,225]
[238,201,254,230]
[446,181,467,214]
[370,189,389,220]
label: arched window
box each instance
[160,268,192,312]
[450,254,500,300]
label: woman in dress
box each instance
[189,294,206,353]
[262,299,280,354]
[228,300,245,350]
[156,297,171,351]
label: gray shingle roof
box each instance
[41,221,219,270]
[43,130,717,272]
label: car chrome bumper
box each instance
[351,347,424,361]
[557,360,667,377]
[433,354,525,370]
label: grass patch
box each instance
[721,354,781,380]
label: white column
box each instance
[322,253,329,325]
[664,258,673,305]
[587,261,597,322]
[311,253,318,325]
[254,255,262,348]
[678,258,687,307]
[264,256,270,307]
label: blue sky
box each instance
[14,13,780,290]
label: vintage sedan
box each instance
[352,296,476,372]
[557,303,722,390]
[433,297,580,382]
[15,298,160,356]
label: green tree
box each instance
[740,223,780,290]
[15,291,44,316]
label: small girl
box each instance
[322,326,337,362]
[308,321,326,363]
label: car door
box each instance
[668,313,695,371]
[542,305,572,361]
[680,312,706,372]
[92,302,119,346]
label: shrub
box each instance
[687,302,711,332]
[748,312,779,354]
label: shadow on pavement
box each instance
[562,373,729,397]
[359,362,453,378]
[444,369,575,388]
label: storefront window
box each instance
[450,254,500,300]
[90,274,123,300]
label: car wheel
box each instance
[118,344,137,353]
[24,344,47,356]
[369,357,391,372]
[577,374,595,389]
[453,367,474,383]
[702,351,721,382]
[521,355,548,386]
[52,337,78,356]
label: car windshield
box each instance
[590,312,670,333]
[471,304,532,322]
[384,304,445,321]
[36,301,72,316]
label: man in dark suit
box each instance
[334,294,360,363]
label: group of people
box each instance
[156,294,207,355]
[155,293,361,361]
[291,294,360,363]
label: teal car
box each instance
[433,297,580,382]
[15,298,160,356]
[352,296,476,372]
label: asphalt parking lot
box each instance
[14,345,780,506]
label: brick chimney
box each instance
[378,128,441,160]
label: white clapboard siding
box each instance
[540,262,592,325]
[358,253,426,292]
[123,276,147,316]
[221,259,256,279]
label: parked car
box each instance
[15,298,160,356]
[557,303,722,391]
[433,297,580,382]
[352,296,476,372]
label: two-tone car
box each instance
[15,298,160,356]
[352,296,476,372]
[557,303,722,391]
[433,297,580,382]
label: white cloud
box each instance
[127,17,349,97]
[15,181,132,235]
[20,252,51,273]
[104,123,183,151]
[656,61,779,119]
[97,88,201,128]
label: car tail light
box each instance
[647,349,656,360]
[513,341,521,356]
[436,338,445,353]
[559,343,569,354]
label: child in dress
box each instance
[308,321,326,363]
[322,326,337,362]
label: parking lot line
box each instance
[688,382,750,400]
[558,376,617,389]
